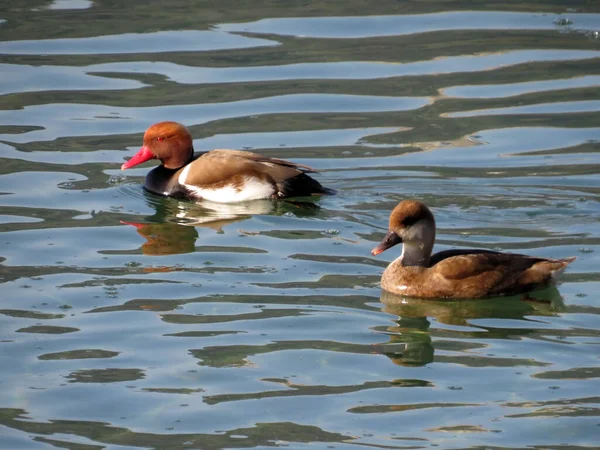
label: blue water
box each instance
[0,1,599,448]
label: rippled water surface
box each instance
[1,1,599,449]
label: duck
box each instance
[121,121,332,203]
[371,200,576,299]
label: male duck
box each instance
[121,121,331,203]
[371,200,575,298]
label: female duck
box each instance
[371,200,575,298]
[121,121,331,203]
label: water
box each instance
[1,1,599,448]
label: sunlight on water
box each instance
[0,1,599,449]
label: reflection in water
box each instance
[122,221,199,255]
[135,189,279,227]
[376,288,566,366]
[122,191,324,255]
[1,1,599,449]
[375,315,435,367]
[380,288,566,325]
[0,408,351,449]
[66,368,145,383]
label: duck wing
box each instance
[429,249,505,267]
[430,251,575,297]
[231,150,318,174]
[183,150,316,188]
[179,150,329,200]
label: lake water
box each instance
[1,1,599,449]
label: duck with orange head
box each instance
[122,121,332,203]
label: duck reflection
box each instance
[123,191,323,255]
[121,220,199,255]
[374,288,566,367]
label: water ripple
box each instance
[0,30,278,55]
[0,2,599,449]
[218,12,600,38]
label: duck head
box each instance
[371,200,436,267]
[122,121,194,170]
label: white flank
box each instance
[178,164,192,186]
[179,168,275,203]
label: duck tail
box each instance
[278,173,336,198]
[549,256,576,280]
[314,186,338,196]
[518,256,575,286]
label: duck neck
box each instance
[399,221,435,267]
[400,242,432,267]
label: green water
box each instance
[0,1,599,448]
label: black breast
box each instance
[144,165,188,199]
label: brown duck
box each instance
[371,200,576,299]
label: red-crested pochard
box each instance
[121,121,332,203]
[371,200,576,299]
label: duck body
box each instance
[122,122,331,203]
[381,249,575,299]
[373,200,575,299]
